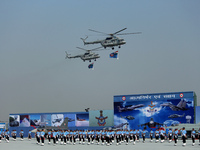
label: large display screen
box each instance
[114,92,195,131]
[9,112,89,128]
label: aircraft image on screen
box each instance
[120,115,135,120]
[31,119,41,126]
[52,119,62,124]
[164,120,180,127]
[168,113,185,118]
[66,117,75,122]
[81,28,141,50]
[118,104,144,112]
[114,122,129,129]
[160,100,188,111]
[52,115,63,124]
[9,116,20,127]
[138,118,163,129]
[77,117,86,121]
[65,47,102,62]
[32,117,69,133]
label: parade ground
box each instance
[0,138,200,150]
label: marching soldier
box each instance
[36,129,40,144]
[101,130,106,145]
[129,129,133,143]
[47,130,52,144]
[5,130,10,143]
[142,129,147,143]
[155,129,160,143]
[95,130,101,145]
[168,129,173,143]
[181,127,187,146]
[28,130,32,140]
[160,128,165,143]
[19,130,24,141]
[105,130,111,146]
[133,129,137,144]
[78,130,82,144]
[63,130,68,145]
[149,129,154,142]
[11,130,17,141]
[52,130,57,146]
[40,129,45,146]
[125,129,129,145]
[191,128,196,146]
[87,130,91,145]
[69,130,73,144]
[115,129,121,145]
[173,128,178,146]
[136,129,140,142]
[72,130,77,145]
[82,130,86,145]
[91,130,95,144]
[60,130,64,145]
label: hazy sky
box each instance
[0,0,200,122]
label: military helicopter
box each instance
[81,28,141,50]
[65,47,102,62]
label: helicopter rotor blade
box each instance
[76,46,103,52]
[90,46,104,51]
[112,28,127,35]
[116,32,142,35]
[76,47,88,51]
[88,29,108,35]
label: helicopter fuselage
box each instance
[101,36,126,48]
[83,36,126,49]
[81,53,100,62]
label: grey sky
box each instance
[0,0,200,122]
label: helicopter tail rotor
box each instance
[65,51,70,59]
[80,36,88,45]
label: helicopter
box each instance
[65,47,102,62]
[81,28,141,50]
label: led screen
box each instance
[114,92,195,131]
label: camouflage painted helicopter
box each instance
[65,47,102,62]
[81,28,141,50]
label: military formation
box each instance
[1,128,200,147]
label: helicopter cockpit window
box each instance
[105,37,112,40]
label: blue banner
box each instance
[114,91,195,131]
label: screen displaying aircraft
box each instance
[118,104,144,112]
[138,118,163,129]
[168,113,185,118]
[114,92,195,132]
[120,115,135,120]
[160,100,188,111]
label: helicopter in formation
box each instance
[65,47,102,62]
[81,28,141,50]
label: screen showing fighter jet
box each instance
[114,91,195,132]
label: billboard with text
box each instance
[114,91,195,131]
